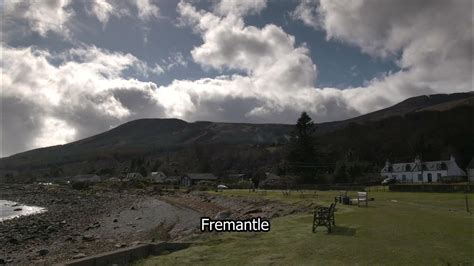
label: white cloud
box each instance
[3,0,160,39]
[164,52,188,70]
[88,0,160,26]
[1,45,164,156]
[168,2,330,120]
[289,0,473,111]
[33,117,77,149]
[89,0,123,25]
[4,0,74,37]
[135,0,160,21]
[290,0,320,29]
[213,0,267,16]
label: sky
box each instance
[1,0,473,157]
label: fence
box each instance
[389,184,474,193]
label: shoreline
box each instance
[0,184,202,265]
[0,184,308,265]
[0,199,47,222]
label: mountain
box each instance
[1,92,473,179]
[316,92,474,133]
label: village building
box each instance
[223,173,251,184]
[148,171,167,183]
[381,155,466,183]
[126,172,145,180]
[467,158,474,183]
[181,173,218,187]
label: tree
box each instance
[139,166,148,178]
[286,112,318,182]
[151,160,161,171]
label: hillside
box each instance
[1,91,472,178]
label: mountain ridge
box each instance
[1,91,472,176]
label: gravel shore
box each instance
[0,184,309,265]
[0,184,201,265]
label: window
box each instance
[427,173,432,182]
[418,174,422,181]
[440,162,447,170]
[437,173,442,180]
[402,175,406,182]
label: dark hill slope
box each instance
[316,92,473,133]
[0,119,293,170]
[0,92,472,174]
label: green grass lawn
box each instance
[139,190,474,265]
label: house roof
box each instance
[381,158,466,176]
[467,158,474,169]
[151,171,166,176]
[184,173,217,180]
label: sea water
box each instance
[0,200,46,222]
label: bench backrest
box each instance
[329,202,336,214]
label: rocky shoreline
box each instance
[0,184,201,265]
[0,184,310,265]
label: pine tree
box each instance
[287,112,318,182]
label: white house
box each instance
[148,171,167,183]
[381,155,466,183]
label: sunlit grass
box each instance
[138,190,474,265]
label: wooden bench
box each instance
[357,191,368,207]
[312,202,336,233]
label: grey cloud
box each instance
[1,98,45,157]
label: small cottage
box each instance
[149,171,167,183]
[126,172,145,180]
[181,173,218,187]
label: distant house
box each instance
[71,174,101,183]
[381,155,466,183]
[149,171,167,183]
[126,172,144,180]
[181,173,218,187]
[467,158,474,183]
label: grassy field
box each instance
[138,190,474,265]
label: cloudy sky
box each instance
[1,0,473,157]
